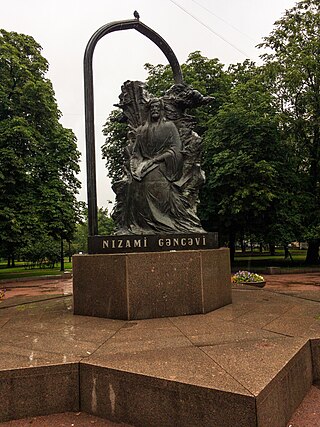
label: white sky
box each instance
[2,0,296,208]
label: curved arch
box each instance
[84,19,184,236]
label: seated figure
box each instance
[111,81,209,235]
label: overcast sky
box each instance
[2,0,296,208]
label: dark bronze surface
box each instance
[111,82,212,235]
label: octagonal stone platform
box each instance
[73,248,231,320]
[1,286,320,426]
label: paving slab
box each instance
[263,311,320,339]
[287,384,320,427]
[0,343,79,371]
[170,312,283,346]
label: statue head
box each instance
[148,98,165,123]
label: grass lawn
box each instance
[0,260,72,281]
[233,249,312,270]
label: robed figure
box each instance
[111,81,209,235]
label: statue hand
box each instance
[141,159,154,173]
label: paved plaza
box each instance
[0,273,319,426]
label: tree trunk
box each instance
[240,231,246,253]
[269,243,275,256]
[60,239,65,272]
[284,245,293,262]
[229,230,236,264]
[259,243,263,253]
[68,241,71,263]
[305,240,320,265]
[7,254,15,267]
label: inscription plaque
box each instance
[88,232,218,254]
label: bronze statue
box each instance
[111,81,211,235]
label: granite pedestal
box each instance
[73,248,231,320]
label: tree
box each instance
[259,0,320,264]
[101,50,306,263]
[71,205,114,254]
[202,61,301,260]
[145,51,230,134]
[20,236,61,268]
[102,110,128,184]
[0,29,81,264]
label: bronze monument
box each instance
[73,15,231,320]
[112,81,211,235]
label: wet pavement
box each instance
[0,277,72,308]
[287,384,320,427]
[0,273,320,426]
[1,272,320,304]
[1,272,319,306]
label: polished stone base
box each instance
[73,248,232,320]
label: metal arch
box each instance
[84,19,184,237]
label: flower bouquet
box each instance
[232,271,266,288]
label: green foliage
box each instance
[102,110,128,183]
[101,3,320,264]
[71,221,88,254]
[19,235,60,268]
[0,29,81,262]
[146,51,230,134]
[71,205,114,254]
[103,52,229,184]
[259,0,320,262]
[70,202,88,254]
[144,63,174,96]
[201,63,296,241]
[103,51,303,255]
[98,206,115,235]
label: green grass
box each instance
[0,260,72,281]
[233,249,312,270]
